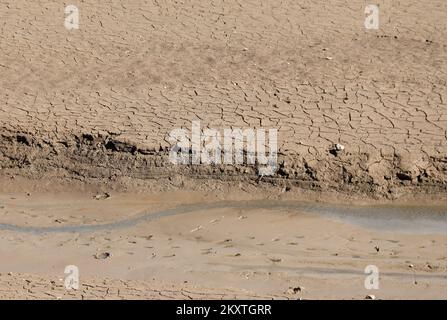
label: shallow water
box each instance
[0,200,446,234]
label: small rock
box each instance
[93,192,111,200]
[190,225,203,233]
[94,252,111,260]
[374,245,380,252]
[365,294,376,300]
[329,143,345,156]
[286,286,303,294]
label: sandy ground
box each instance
[0,0,447,299]
[0,178,446,300]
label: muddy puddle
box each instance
[0,200,446,235]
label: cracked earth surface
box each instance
[0,0,446,197]
[0,0,447,300]
[0,273,276,300]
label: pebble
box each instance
[286,286,303,294]
[190,225,203,233]
[93,192,111,200]
[94,252,111,260]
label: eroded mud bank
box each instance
[0,130,445,200]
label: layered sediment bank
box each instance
[0,129,445,200]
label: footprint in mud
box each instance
[201,248,214,255]
[218,239,232,244]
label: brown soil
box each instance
[1,187,447,300]
[0,0,446,199]
[0,0,446,299]
[0,128,446,200]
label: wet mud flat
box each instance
[0,198,446,234]
[0,188,446,299]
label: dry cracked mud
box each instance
[0,0,446,199]
[0,0,447,300]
